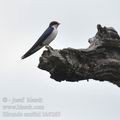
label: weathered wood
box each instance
[38,24,120,87]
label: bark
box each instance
[38,24,120,87]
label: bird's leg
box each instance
[87,79,89,82]
[45,45,53,51]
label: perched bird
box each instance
[21,21,60,59]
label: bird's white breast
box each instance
[43,27,58,45]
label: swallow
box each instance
[21,21,60,59]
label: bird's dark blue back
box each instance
[21,26,54,59]
[36,26,54,45]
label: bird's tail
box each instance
[21,45,43,59]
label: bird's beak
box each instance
[58,23,61,25]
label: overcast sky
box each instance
[0,0,120,120]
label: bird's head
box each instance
[49,21,60,28]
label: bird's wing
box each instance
[21,27,54,59]
[32,26,54,47]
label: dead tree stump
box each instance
[38,24,120,87]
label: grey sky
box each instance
[0,0,120,120]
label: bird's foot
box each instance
[87,79,89,82]
[45,45,53,51]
